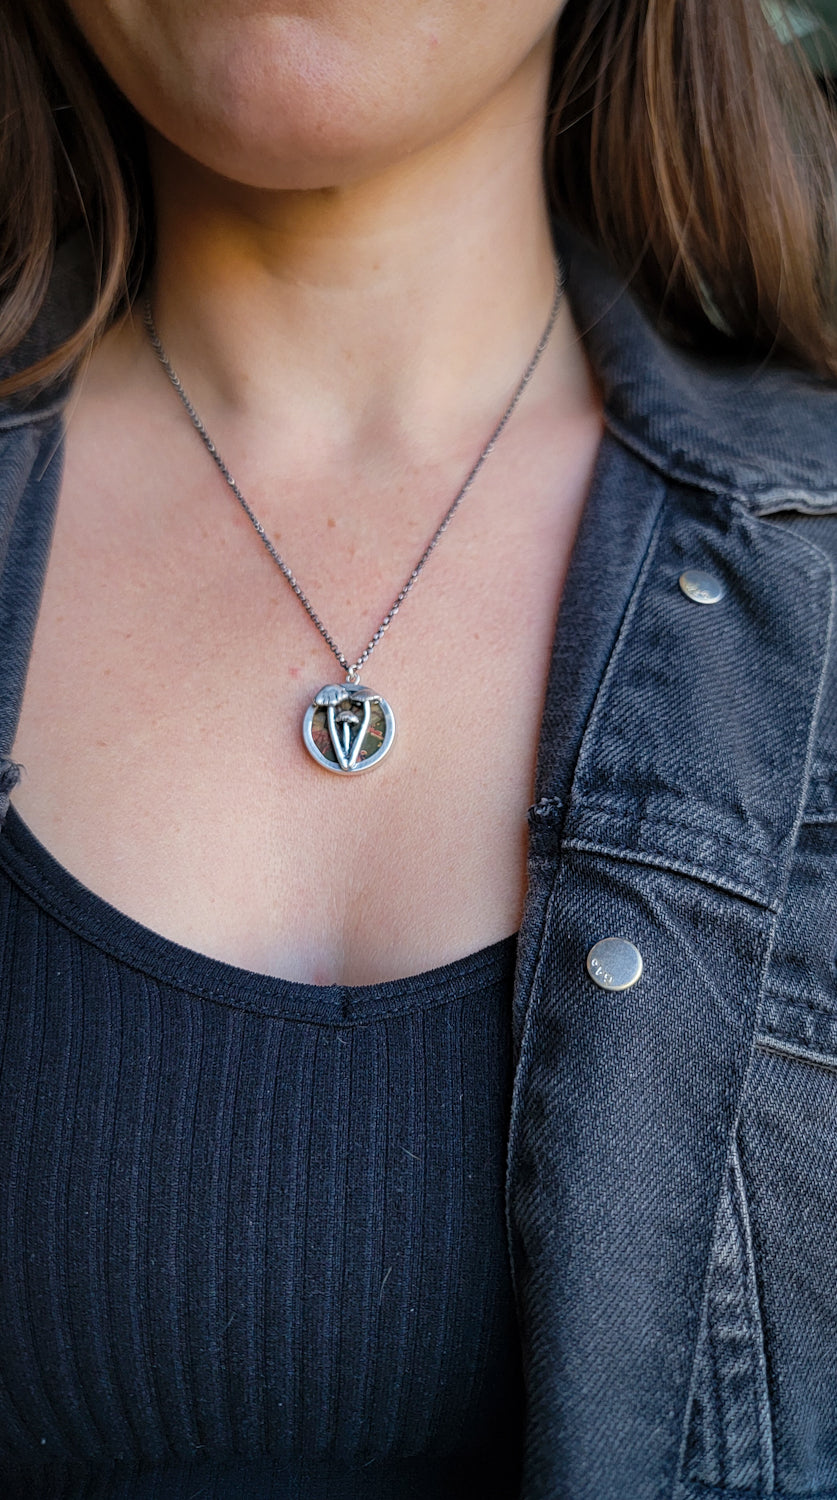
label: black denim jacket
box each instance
[2,241,837,1499]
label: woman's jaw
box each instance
[65,0,564,191]
[69,0,576,454]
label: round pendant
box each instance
[302,683,396,774]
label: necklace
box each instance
[142,268,564,774]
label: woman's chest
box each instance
[9,407,598,984]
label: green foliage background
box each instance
[773,0,837,72]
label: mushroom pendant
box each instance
[302,682,396,774]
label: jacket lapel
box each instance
[0,420,64,822]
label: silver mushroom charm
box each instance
[302,683,396,774]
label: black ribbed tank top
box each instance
[0,805,523,1499]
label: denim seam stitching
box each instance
[505,861,563,1306]
[564,497,673,797]
[0,402,67,433]
[680,1486,837,1500]
[673,1046,779,1499]
[759,519,837,922]
[730,1141,775,1488]
[755,1033,837,1072]
[529,797,563,818]
[567,801,781,861]
[561,836,775,910]
[674,1149,739,1498]
[604,415,837,510]
[763,987,837,1015]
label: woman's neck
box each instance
[142,33,577,457]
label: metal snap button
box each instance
[586,938,643,992]
[678,569,725,605]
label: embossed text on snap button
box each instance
[678,569,725,605]
[586,938,643,992]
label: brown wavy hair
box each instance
[1,0,837,394]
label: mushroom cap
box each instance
[314,683,380,708]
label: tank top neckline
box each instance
[0,802,517,1024]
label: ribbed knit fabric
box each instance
[0,805,523,1499]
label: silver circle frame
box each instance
[302,690,396,774]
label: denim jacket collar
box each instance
[560,231,837,513]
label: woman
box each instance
[1,0,836,1495]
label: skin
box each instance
[10,0,604,984]
[64,0,565,189]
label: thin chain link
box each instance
[142,265,564,682]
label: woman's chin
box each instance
[69,3,559,196]
[146,112,428,198]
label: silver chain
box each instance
[142,266,564,683]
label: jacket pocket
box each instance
[682,796,837,1499]
[683,1138,774,1494]
[683,1036,837,1498]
